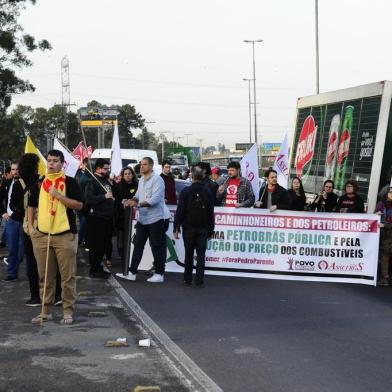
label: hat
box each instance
[211,167,219,175]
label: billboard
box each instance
[261,143,282,154]
[290,81,392,211]
[79,107,118,127]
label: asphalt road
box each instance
[116,270,392,392]
[0,249,191,392]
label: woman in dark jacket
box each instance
[288,176,307,211]
[375,187,392,286]
[336,180,365,213]
[114,167,138,259]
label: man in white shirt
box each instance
[123,157,166,283]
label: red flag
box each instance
[72,141,84,161]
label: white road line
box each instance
[108,276,223,392]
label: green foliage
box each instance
[0,104,81,160]
[0,0,51,113]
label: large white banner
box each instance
[240,144,259,198]
[129,207,380,286]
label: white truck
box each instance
[90,148,161,174]
[290,80,392,211]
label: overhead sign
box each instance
[235,143,253,151]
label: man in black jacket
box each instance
[173,166,214,287]
[85,159,115,279]
[195,161,218,202]
[1,162,22,280]
[255,169,289,211]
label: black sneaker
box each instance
[54,298,62,306]
[183,280,192,286]
[25,298,41,307]
[89,270,111,279]
[3,276,17,281]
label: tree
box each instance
[0,0,51,114]
[117,104,145,148]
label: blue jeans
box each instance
[6,219,24,278]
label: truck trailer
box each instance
[290,80,392,212]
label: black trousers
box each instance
[24,233,61,300]
[183,226,209,284]
[86,215,113,272]
[130,220,166,275]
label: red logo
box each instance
[337,129,350,165]
[295,115,318,177]
[326,132,338,164]
[245,161,255,182]
[276,153,289,176]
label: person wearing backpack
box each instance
[173,166,215,287]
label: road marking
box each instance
[109,276,223,392]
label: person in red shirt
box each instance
[216,161,254,208]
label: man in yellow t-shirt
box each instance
[28,150,83,325]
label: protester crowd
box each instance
[0,150,390,326]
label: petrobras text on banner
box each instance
[129,207,380,286]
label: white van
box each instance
[90,149,161,175]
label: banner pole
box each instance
[121,206,133,276]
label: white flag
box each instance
[53,137,80,178]
[273,132,289,189]
[240,144,260,198]
[111,124,122,176]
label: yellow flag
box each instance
[24,136,47,176]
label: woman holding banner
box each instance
[288,177,307,211]
[336,180,365,213]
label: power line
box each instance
[21,72,313,92]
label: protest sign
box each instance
[130,207,380,286]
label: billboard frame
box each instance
[291,80,392,212]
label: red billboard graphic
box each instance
[294,115,318,177]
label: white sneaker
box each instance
[147,273,164,283]
[116,272,136,281]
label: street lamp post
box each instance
[159,131,169,160]
[242,78,253,144]
[196,138,203,161]
[315,0,320,94]
[184,133,192,146]
[244,39,263,146]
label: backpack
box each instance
[186,188,209,226]
[20,176,43,235]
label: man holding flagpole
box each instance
[28,150,83,325]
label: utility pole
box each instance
[244,39,263,146]
[61,56,70,146]
[315,0,320,94]
[184,133,192,146]
[196,138,203,161]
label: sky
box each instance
[11,0,392,149]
